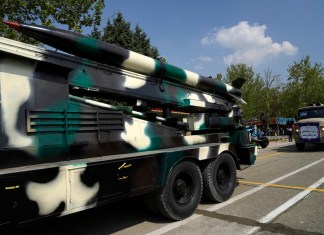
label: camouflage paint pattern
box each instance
[0,34,256,228]
[3,22,243,100]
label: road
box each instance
[5,141,324,235]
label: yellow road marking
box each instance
[257,153,281,160]
[239,180,324,193]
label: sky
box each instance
[100,0,323,81]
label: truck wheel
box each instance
[259,137,269,148]
[296,143,305,151]
[202,153,236,202]
[155,161,202,220]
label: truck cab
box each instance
[293,103,324,151]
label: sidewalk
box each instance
[267,135,289,142]
[267,135,295,147]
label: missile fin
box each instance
[231,77,245,89]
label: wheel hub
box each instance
[218,169,226,183]
[175,179,186,195]
[217,165,230,190]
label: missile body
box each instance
[4,22,243,99]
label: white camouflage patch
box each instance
[26,169,67,215]
[122,51,155,75]
[123,75,146,89]
[183,135,206,145]
[194,114,205,130]
[184,69,199,86]
[26,167,99,216]
[0,58,34,147]
[202,93,215,103]
[198,146,210,160]
[217,143,230,155]
[121,119,151,150]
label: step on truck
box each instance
[293,103,324,151]
[0,22,258,230]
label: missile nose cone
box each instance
[3,21,20,30]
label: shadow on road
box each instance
[272,142,324,153]
[3,197,171,235]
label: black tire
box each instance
[154,161,202,220]
[202,153,237,202]
[259,137,269,148]
[296,143,305,151]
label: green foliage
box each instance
[224,64,282,122]
[2,1,322,120]
[281,55,324,117]
[225,64,254,83]
[89,0,105,39]
[221,64,257,120]
[133,25,159,59]
[214,73,223,81]
[100,12,165,61]
[102,12,133,49]
[0,0,105,44]
[224,56,324,121]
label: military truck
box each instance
[293,103,324,151]
[0,22,258,230]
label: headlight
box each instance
[295,129,299,132]
[322,127,324,131]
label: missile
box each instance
[3,21,244,100]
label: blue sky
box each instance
[100,0,323,81]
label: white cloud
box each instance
[198,56,213,63]
[201,21,298,66]
[194,64,204,70]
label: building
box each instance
[246,117,295,136]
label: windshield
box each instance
[298,108,324,120]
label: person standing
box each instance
[287,126,293,142]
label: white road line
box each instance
[248,176,324,234]
[145,158,324,235]
[206,157,324,212]
[145,214,200,235]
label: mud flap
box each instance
[238,144,257,169]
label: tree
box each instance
[223,64,255,119]
[225,64,254,83]
[101,12,133,49]
[221,59,324,121]
[214,73,223,81]
[224,64,282,122]
[282,56,324,117]
[262,68,282,118]
[100,12,165,61]
[133,25,159,58]
[242,73,266,121]
[89,0,105,40]
[0,0,105,43]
